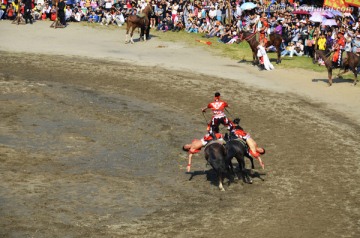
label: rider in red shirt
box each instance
[259,13,268,45]
[231,118,265,169]
[332,32,345,68]
[202,92,234,137]
[183,133,224,172]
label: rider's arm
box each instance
[186,153,193,172]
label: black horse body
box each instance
[204,141,229,191]
[225,138,253,184]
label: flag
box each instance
[344,0,360,7]
[323,0,347,8]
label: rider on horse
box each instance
[230,118,265,169]
[202,92,234,137]
[332,32,345,68]
[258,13,268,45]
[183,133,224,172]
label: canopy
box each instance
[240,2,257,11]
[323,0,347,9]
[344,0,360,7]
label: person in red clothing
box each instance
[332,32,345,68]
[259,13,268,45]
[231,118,265,169]
[183,133,224,172]
[202,92,234,136]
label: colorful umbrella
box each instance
[310,14,325,23]
[240,2,257,11]
[292,10,311,15]
[322,19,337,26]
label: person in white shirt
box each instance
[114,10,125,27]
[208,5,216,20]
[101,10,112,25]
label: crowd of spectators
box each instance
[1,0,360,60]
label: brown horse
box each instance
[237,31,283,65]
[125,5,153,44]
[314,50,359,86]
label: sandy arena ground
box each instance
[0,21,360,237]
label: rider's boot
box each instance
[331,61,336,69]
[210,132,217,140]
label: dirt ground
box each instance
[1,51,359,238]
[0,21,360,238]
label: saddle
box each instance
[204,138,226,150]
[136,13,146,18]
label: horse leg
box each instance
[328,69,333,86]
[353,68,358,86]
[277,46,281,64]
[218,173,225,191]
[130,27,135,44]
[236,155,252,184]
[125,25,130,43]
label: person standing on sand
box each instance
[57,0,66,26]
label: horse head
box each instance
[143,4,154,17]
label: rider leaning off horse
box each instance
[332,32,346,68]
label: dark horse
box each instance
[204,141,230,191]
[225,138,253,184]
[313,49,359,86]
[237,30,283,65]
[125,5,153,44]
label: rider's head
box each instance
[182,144,191,151]
[214,92,220,100]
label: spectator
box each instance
[114,10,125,27]
[352,35,360,54]
[100,9,112,26]
[95,7,103,23]
[281,41,295,57]
[88,11,98,23]
[291,40,304,57]
[219,24,232,43]
[6,4,15,20]
[187,21,199,33]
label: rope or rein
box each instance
[238,31,257,43]
[243,32,257,42]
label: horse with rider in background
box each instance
[125,4,153,44]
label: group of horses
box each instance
[125,6,358,86]
[203,129,256,192]
[236,30,359,86]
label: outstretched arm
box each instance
[187,153,193,172]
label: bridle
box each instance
[238,31,257,43]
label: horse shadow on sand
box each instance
[312,76,356,85]
[187,163,266,189]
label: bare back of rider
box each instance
[183,133,224,172]
[230,119,265,169]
